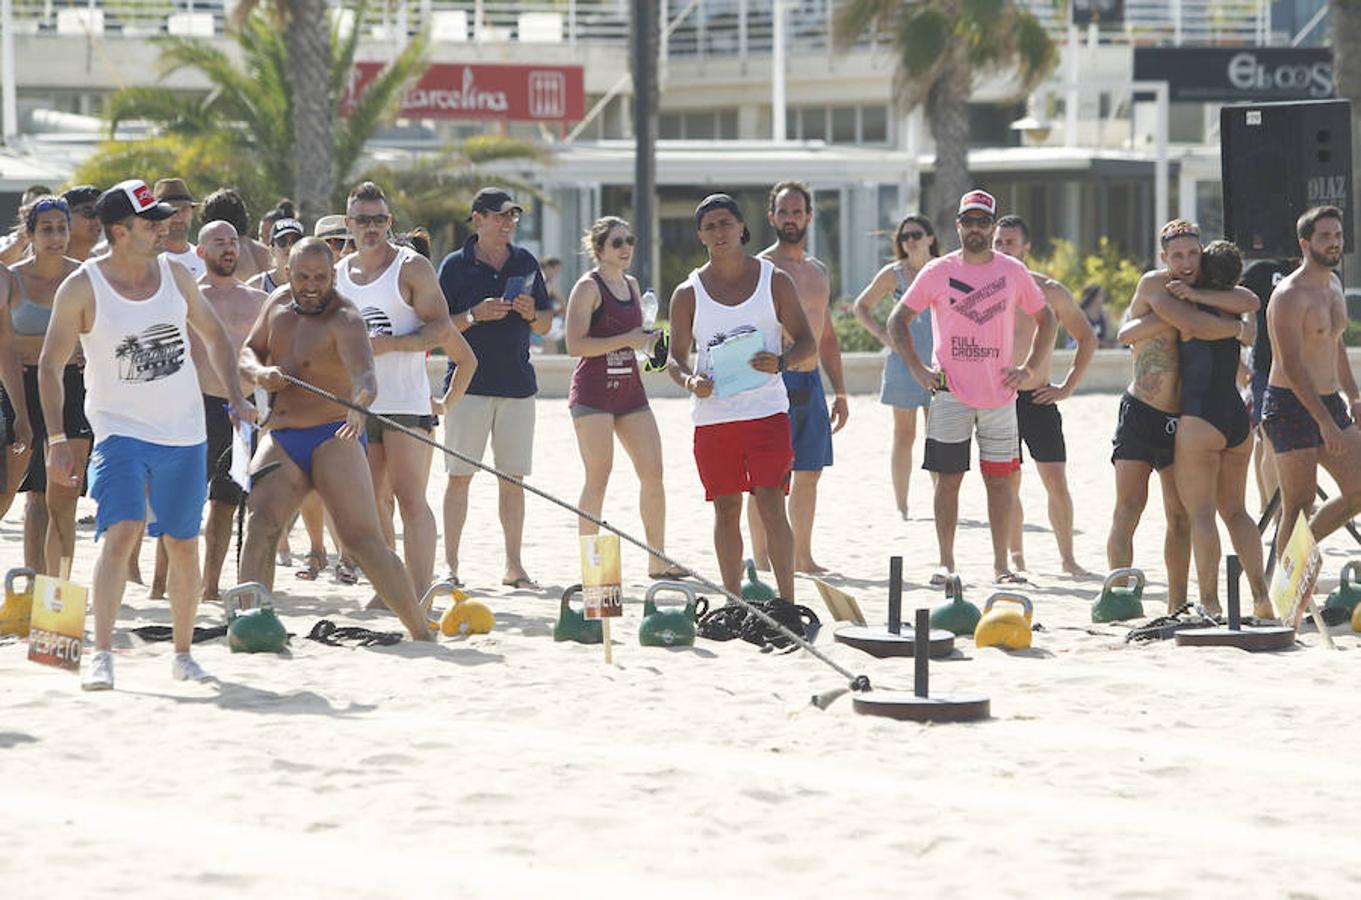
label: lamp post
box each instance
[631,0,658,292]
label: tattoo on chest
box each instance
[1134,334,1175,394]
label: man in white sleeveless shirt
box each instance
[336,181,451,600]
[39,179,255,690]
[668,194,816,602]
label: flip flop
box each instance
[502,576,541,591]
[929,568,953,587]
[995,571,1030,585]
[334,560,359,585]
[648,566,691,581]
[295,550,327,581]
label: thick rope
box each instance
[277,373,869,692]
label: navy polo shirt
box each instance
[437,234,552,398]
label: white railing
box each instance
[9,0,1302,48]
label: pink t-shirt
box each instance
[899,250,1046,409]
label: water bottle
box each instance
[637,289,660,365]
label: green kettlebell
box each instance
[929,574,981,637]
[1325,561,1361,618]
[554,584,603,644]
[741,559,776,602]
[639,581,697,647]
[224,582,289,654]
[1092,567,1146,624]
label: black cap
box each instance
[270,217,305,242]
[94,179,177,225]
[694,193,750,244]
[61,184,101,206]
[468,187,523,220]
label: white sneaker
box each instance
[82,650,114,691]
[171,653,213,683]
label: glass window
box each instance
[801,106,827,142]
[831,106,857,143]
[686,112,715,139]
[659,113,683,139]
[861,105,888,143]
[718,109,738,139]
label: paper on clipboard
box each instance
[709,330,771,398]
[230,421,252,491]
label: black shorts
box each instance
[365,413,437,444]
[1111,392,1178,471]
[204,394,245,505]
[1260,386,1354,453]
[1016,390,1066,463]
[0,365,93,493]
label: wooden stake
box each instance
[603,617,613,664]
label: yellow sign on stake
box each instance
[27,575,88,673]
[1269,512,1323,630]
[580,534,622,664]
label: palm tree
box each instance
[359,134,548,257]
[89,2,426,224]
[833,0,1057,245]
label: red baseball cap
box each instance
[94,179,177,225]
[957,190,997,218]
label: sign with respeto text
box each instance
[28,575,87,673]
[342,63,585,122]
[1134,48,1334,102]
[580,534,622,621]
[1270,512,1322,629]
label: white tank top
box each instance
[335,246,431,415]
[162,244,204,280]
[81,256,206,446]
[689,258,789,426]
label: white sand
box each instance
[3,393,1361,897]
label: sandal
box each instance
[334,559,359,585]
[294,550,327,581]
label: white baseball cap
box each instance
[957,190,997,218]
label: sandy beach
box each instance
[3,391,1360,898]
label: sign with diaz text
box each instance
[1134,47,1333,102]
[342,63,584,122]
[28,575,87,672]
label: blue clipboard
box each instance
[709,331,771,398]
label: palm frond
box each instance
[103,87,215,137]
[330,0,369,100]
[831,0,902,52]
[458,134,550,165]
[334,30,430,188]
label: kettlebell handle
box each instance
[5,566,36,595]
[561,583,584,613]
[419,579,461,616]
[946,574,963,599]
[645,581,697,605]
[222,581,272,620]
[1102,567,1145,592]
[983,592,1033,617]
[1342,561,1361,590]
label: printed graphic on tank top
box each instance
[336,246,430,415]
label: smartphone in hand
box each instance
[502,275,527,300]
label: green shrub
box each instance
[1026,237,1144,318]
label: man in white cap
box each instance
[887,190,1057,585]
[39,179,255,690]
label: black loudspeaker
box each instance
[1221,99,1352,258]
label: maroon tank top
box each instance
[568,272,649,413]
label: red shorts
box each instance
[693,413,793,501]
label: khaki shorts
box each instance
[443,394,535,477]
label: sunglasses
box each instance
[323,237,348,248]
[958,214,993,227]
[350,213,391,227]
[70,205,98,219]
[274,234,301,248]
[610,235,636,249]
[898,230,926,242]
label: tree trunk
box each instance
[286,0,334,228]
[924,48,973,251]
[1330,0,1361,286]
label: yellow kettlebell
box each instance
[1,567,36,638]
[974,591,1033,650]
[1351,601,1361,633]
[441,591,496,637]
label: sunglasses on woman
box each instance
[610,235,636,249]
[898,230,925,242]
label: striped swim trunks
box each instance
[922,388,1020,476]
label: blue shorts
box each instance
[784,369,833,471]
[88,436,207,540]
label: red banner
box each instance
[343,62,584,122]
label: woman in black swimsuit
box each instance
[1171,239,1272,617]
